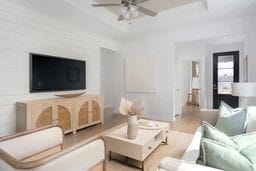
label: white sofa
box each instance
[0,125,105,171]
[159,107,256,171]
[158,109,229,171]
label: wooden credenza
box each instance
[16,95,104,134]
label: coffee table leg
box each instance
[142,161,144,171]
[109,151,112,161]
[162,137,168,145]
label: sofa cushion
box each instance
[201,138,255,171]
[202,121,238,149]
[215,101,247,136]
[246,106,256,133]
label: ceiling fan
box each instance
[92,0,157,21]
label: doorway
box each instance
[178,60,202,114]
[213,51,239,109]
[100,48,117,109]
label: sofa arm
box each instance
[200,109,219,126]
[159,157,223,171]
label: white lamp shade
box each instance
[232,83,256,97]
[192,77,200,89]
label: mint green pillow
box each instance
[219,101,234,111]
[197,121,239,164]
[215,101,247,136]
[202,121,238,149]
[231,132,256,150]
[240,144,256,165]
[201,138,255,171]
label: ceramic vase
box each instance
[127,115,138,139]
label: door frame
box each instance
[212,51,239,109]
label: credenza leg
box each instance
[109,151,112,161]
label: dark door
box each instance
[213,51,239,109]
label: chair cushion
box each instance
[0,127,63,160]
[201,138,255,171]
[215,101,247,136]
[33,139,105,171]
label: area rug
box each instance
[106,130,194,171]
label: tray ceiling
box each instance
[94,0,200,19]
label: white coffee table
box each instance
[105,119,170,170]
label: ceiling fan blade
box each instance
[92,4,121,7]
[118,15,125,21]
[137,0,150,3]
[137,6,157,17]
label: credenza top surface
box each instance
[16,94,102,105]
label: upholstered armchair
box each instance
[0,125,105,171]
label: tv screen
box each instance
[30,53,86,92]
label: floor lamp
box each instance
[232,83,256,107]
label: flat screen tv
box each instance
[30,53,86,92]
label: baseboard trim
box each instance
[140,115,174,122]
[104,106,114,109]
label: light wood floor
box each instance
[64,110,128,149]
[171,105,201,134]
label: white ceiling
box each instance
[9,0,256,40]
[176,34,247,47]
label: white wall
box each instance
[243,15,256,105]
[205,42,245,108]
[117,37,175,120]
[245,16,256,82]
[0,1,118,136]
[100,48,117,108]
[175,42,206,60]
[175,42,206,111]
[117,18,247,121]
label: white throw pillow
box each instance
[246,106,256,133]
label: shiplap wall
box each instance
[0,1,118,136]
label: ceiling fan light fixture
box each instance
[91,0,157,21]
[120,6,128,16]
[120,4,139,20]
[124,11,130,20]
[129,5,139,17]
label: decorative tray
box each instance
[138,120,162,130]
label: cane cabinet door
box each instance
[57,101,72,133]
[31,103,53,129]
[91,100,101,123]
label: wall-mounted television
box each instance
[30,53,86,92]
